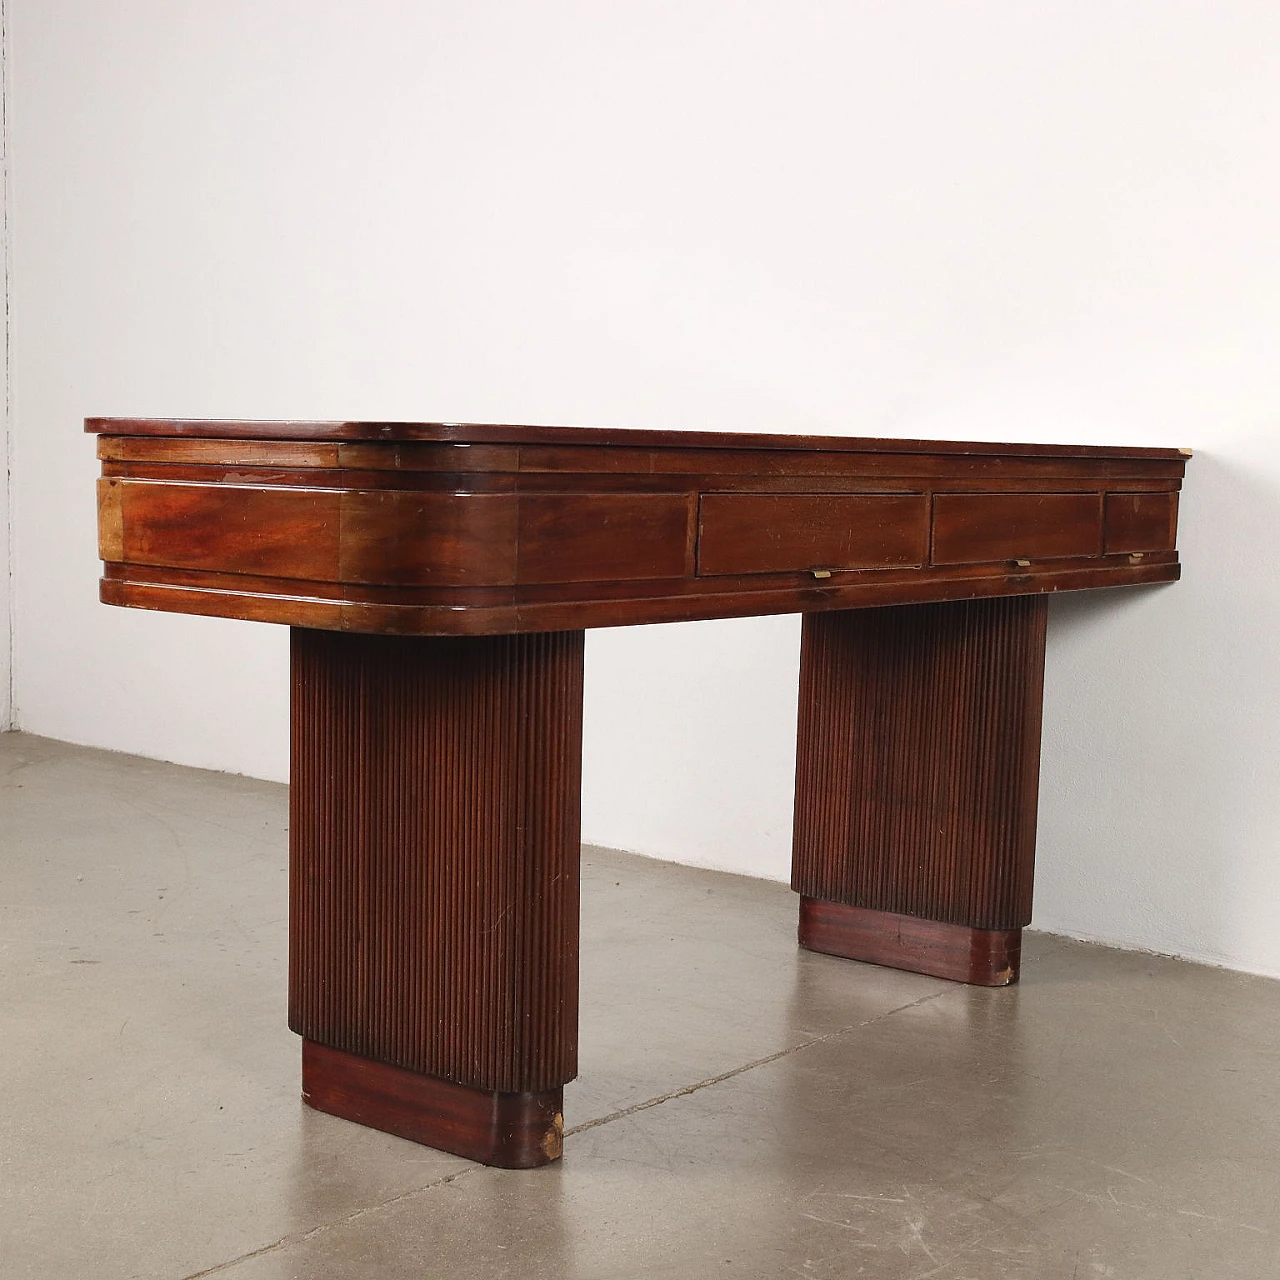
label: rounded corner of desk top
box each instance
[91,421,1188,634]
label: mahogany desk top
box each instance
[88,418,1185,635]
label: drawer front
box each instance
[1105,491,1178,554]
[103,478,343,580]
[516,494,694,584]
[931,493,1103,565]
[102,480,695,588]
[696,493,928,576]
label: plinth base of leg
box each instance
[798,898,1022,986]
[301,1040,564,1168]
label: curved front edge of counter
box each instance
[93,432,1185,635]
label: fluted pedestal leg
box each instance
[792,598,1048,986]
[288,627,584,1167]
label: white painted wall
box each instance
[7,2,1280,974]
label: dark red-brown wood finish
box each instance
[793,598,1047,983]
[88,419,1189,1166]
[797,900,1023,986]
[89,420,1184,635]
[290,627,582,1166]
[301,1040,564,1168]
[84,417,1186,455]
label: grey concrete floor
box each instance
[2,731,1279,1280]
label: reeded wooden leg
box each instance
[288,628,584,1168]
[792,598,1048,987]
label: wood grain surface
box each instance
[797,899,1023,986]
[301,1040,564,1168]
[1104,491,1180,554]
[792,598,1047,971]
[697,493,928,575]
[86,416,1191,458]
[91,422,1187,635]
[289,627,583,1096]
[931,492,1104,564]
